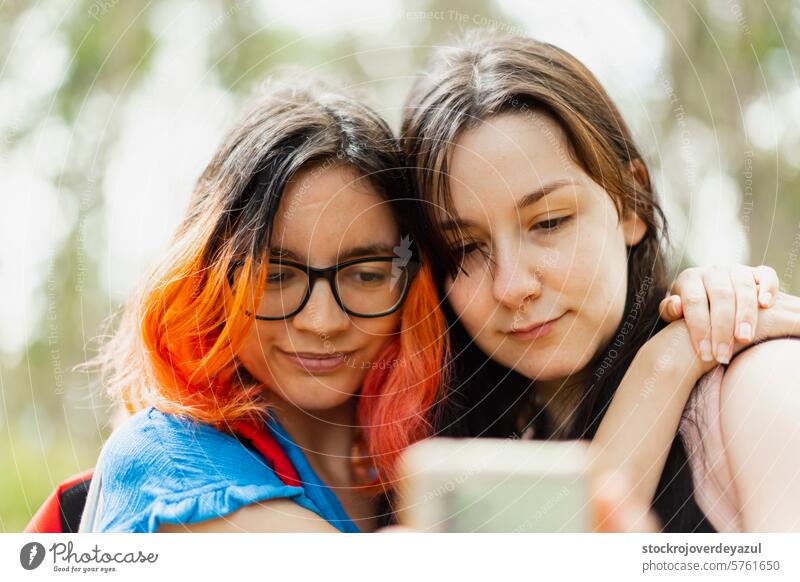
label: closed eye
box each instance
[452,241,489,258]
[448,241,496,277]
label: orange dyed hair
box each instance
[358,262,449,488]
[84,80,449,489]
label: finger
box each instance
[702,267,736,364]
[591,472,659,533]
[731,265,758,344]
[668,266,699,296]
[753,265,779,307]
[750,298,800,346]
[703,268,736,364]
[658,294,683,322]
[591,472,627,533]
[777,291,800,312]
[673,270,713,361]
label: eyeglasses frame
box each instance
[245,256,420,320]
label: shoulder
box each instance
[681,337,800,451]
[90,407,310,532]
[103,406,230,451]
[158,498,339,533]
[678,339,800,532]
[722,338,800,399]
[97,406,280,489]
[98,408,226,479]
[94,407,173,486]
[716,338,800,530]
[718,338,800,437]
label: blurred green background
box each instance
[2,0,799,531]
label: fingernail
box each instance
[671,296,681,314]
[738,322,753,341]
[715,343,730,364]
[761,292,772,306]
[699,339,713,362]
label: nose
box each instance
[491,245,542,310]
[291,279,350,336]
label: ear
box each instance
[622,208,647,247]
[622,160,649,247]
[629,159,651,191]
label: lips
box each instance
[509,313,565,341]
[278,349,354,373]
[288,351,350,359]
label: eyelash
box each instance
[450,216,572,261]
[453,242,489,259]
[530,215,572,233]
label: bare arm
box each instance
[590,264,777,505]
[720,338,800,531]
[591,287,800,509]
[158,499,340,533]
[590,320,709,505]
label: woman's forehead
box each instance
[269,164,401,264]
[451,114,575,177]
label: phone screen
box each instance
[399,438,590,532]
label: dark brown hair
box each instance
[400,34,712,532]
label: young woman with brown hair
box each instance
[400,34,800,532]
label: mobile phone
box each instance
[397,437,590,532]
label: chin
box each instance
[273,378,359,411]
[506,347,588,382]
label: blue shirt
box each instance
[78,407,360,533]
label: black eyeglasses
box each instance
[246,256,419,320]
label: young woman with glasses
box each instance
[77,81,448,532]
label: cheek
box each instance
[564,223,629,336]
[351,313,401,359]
[445,273,495,340]
[236,323,280,383]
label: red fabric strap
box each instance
[232,420,301,487]
[24,468,94,533]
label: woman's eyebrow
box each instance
[269,247,303,261]
[269,242,396,263]
[439,179,581,231]
[515,178,580,211]
[338,242,396,261]
[439,217,474,231]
